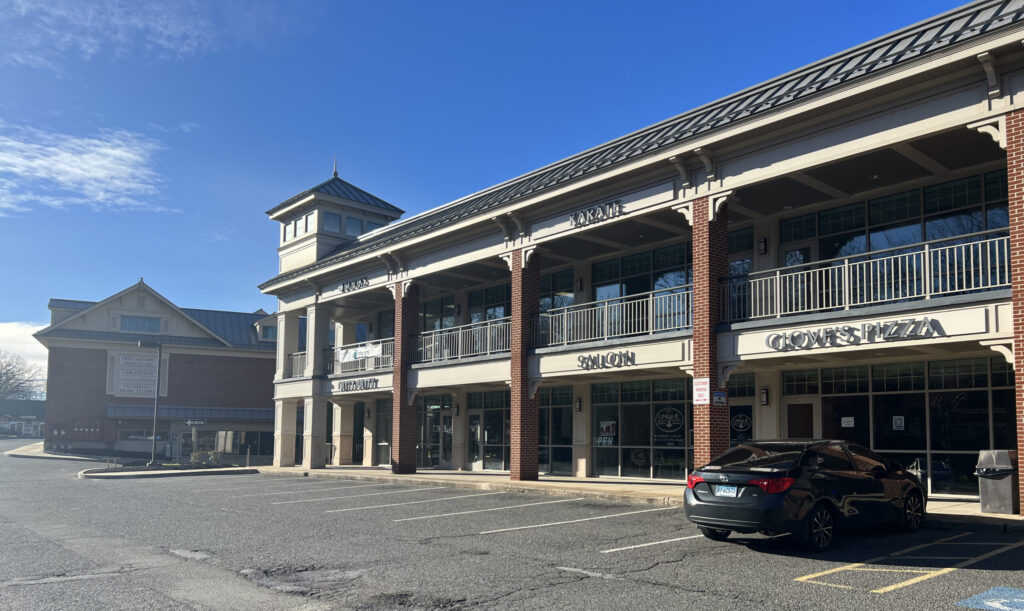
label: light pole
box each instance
[137,340,162,466]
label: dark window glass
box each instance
[653,448,686,480]
[729,405,753,446]
[984,169,1007,202]
[819,202,864,235]
[819,231,867,261]
[592,259,620,283]
[653,243,688,270]
[593,447,619,476]
[621,404,651,446]
[727,373,755,397]
[729,258,751,277]
[869,221,922,252]
[928,358,988,390]
[592,404,618,447]
[991,357,1014,387]
[780,213,816,243]
[872,393,926,450]
[727,227,754,254]
[871,362,924,392]
[591,383,619,404]
[539,407,549,446]
[707,444,805,469]
[653,404,686,447]
[923,176,982,214]
[822,396,870,446]
[621,381,650,403]
[986,203,1009,230]
[925,208,984,241]
[821,366,869,395]
[869,190,921,226]
[621,252,651,277]
[992,389,1017,449]
[782,369,819,395]
[652,378,688,401]
[929,391,989,451]
[550,406,573,446]
[929,453,982,495]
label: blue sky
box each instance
[0,0,967,371]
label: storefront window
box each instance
[538,386,573,475]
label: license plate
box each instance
[714,485,738,498]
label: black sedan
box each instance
[684,440,925,551]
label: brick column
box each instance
[692,196,730,467]
[1006,109,1024,515]
[391,281,420,474]
[510,248,540,481]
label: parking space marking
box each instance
[327,491,507,513]
[393,498,583,522]
[600,534,703,554]
[191,479,321,493]
[479,506,678,535]
[556,567,623,580]
[270,486,452,505]
[795,532,1024,594]
[236,483,393,498]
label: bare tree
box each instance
[0,352,44,400]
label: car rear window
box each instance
[705,444,805,470]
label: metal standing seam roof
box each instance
[260,0,1024,292]
[268,175,404,216]
[41,300,275,351]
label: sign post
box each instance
[185,419,206,462]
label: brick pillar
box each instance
[1006,109,1024,516]
[692,196,730,467]
[510,248,541,481]
[391,281,420,474]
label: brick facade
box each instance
[691,197,730,467]
[510,248,541,481]
[1006,109,1024,516]
[391,281,420,474]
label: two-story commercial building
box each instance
[35,281,278,462]
[260,0,1024,513]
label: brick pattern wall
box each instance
[391,281,420,474]
[510,249,541,481]
[1007,109,1024,516]
[692,197,730,466]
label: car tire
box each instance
[698,526,731,541]
[801,504,836,552]
[900,491,925,533]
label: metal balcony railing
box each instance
[536,286,693,347]
[324,339,395,374]
[418,317,511,363]
[722,231,1011,322]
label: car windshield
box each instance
[705,444,806,470]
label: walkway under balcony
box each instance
[722,231,1010,323]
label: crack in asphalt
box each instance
[0,566,136,588]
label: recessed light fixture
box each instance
[869,173,882,181]
[782,205,793,210]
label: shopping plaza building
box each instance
[260,0,1024,512]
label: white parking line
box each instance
[479,506,678,534]
[600,534,703,553]
[270,487,451,505]
[191,479,321,493]
[326,491,507,513]
[556,567,622,580]
[236,483,393,498]
[393,498,583,522]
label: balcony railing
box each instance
[325,339,395,375]
[722,231,1011,323]
[418,317,511,363]
[286,351,306,378]
[536,286,693,347]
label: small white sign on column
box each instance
[694,377,710,405]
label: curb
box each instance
[254,468,686,507]
[925,516,1024,535]
[3,450,105,462]
[78,467,259,479]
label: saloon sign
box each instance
[577,350,636,370]
[766,317,941,352]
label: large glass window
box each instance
[590,378,691,480]
[538,386,573,475]
[421,296,455,331]
[467,390,510,470]
[539,270,574,313]
[120,315,161,333]
[468,284,510,322]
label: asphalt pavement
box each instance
[2,437,1023,610]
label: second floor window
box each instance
[121,316,160,333]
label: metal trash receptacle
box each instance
[974,450,1019,515]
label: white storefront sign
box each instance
[569,200,622,228]
[765,317,940,352]
[693,377,710,405]
[114,352,159,396]
[337,344,383,363]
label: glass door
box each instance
[467,410,483,470]
[439,411,453,469]
[375,410,391,466]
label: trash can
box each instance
[974,450,1019,515]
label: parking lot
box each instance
[1,448,1022,610]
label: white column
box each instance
[305,304,330,377]
[302,396,329,469]
[363,401,376,466]
[273,399,297,467]
[275,312,300,380]
[332,402,354,465]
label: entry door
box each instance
[467,410,484,471]
[785,401,817,439]
[439,411,453,469]
[375,411,392,466]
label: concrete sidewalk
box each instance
[3,441,102,462]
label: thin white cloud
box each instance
[0,0,218,71]
[0,121,171,214]
[0,322,49,376]
[203,228,233,242]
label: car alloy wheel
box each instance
[804,505,835,552]
[902,492,924,532]
[698,526,731,541]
